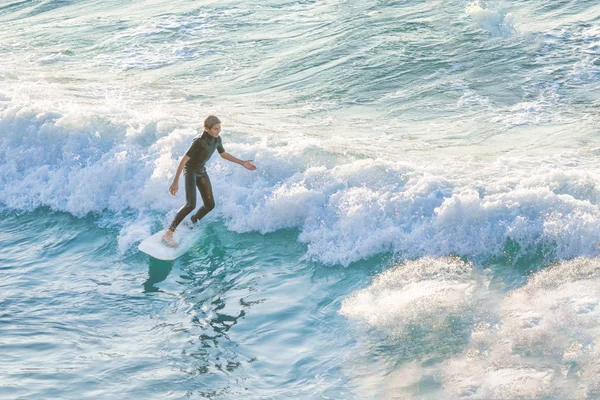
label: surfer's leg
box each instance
[191,174,215,223]
[167,171,197,232]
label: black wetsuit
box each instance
[169,131,225,231]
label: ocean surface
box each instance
[1,0,600,398]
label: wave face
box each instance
[3,103,600,265]
[1,0,600,265]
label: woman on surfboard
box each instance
[163,115,256,247]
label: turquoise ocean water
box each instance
[2,0,600,398]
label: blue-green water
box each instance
[1,210,374,398]
[2,0,600,398]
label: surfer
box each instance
[163,115,256,247]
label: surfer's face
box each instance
[207,123,221,137]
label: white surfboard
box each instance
[138,224,201,260]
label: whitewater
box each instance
[2,0,600,398]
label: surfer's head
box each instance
[204,115,221,137]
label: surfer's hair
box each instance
[204,115,221,130]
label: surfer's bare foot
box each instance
[162,230,177,248]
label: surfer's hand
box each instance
[242,160,256,171]
[169,182,178,196]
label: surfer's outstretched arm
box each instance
[220,152,256,171]
[169,155,190,195]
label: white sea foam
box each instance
[38,52,72,65]
[341,257,600,398]
[465,1,516,36]
[441,257,600,399]
[339,257,482,338]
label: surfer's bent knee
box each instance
[205,199,215,212]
